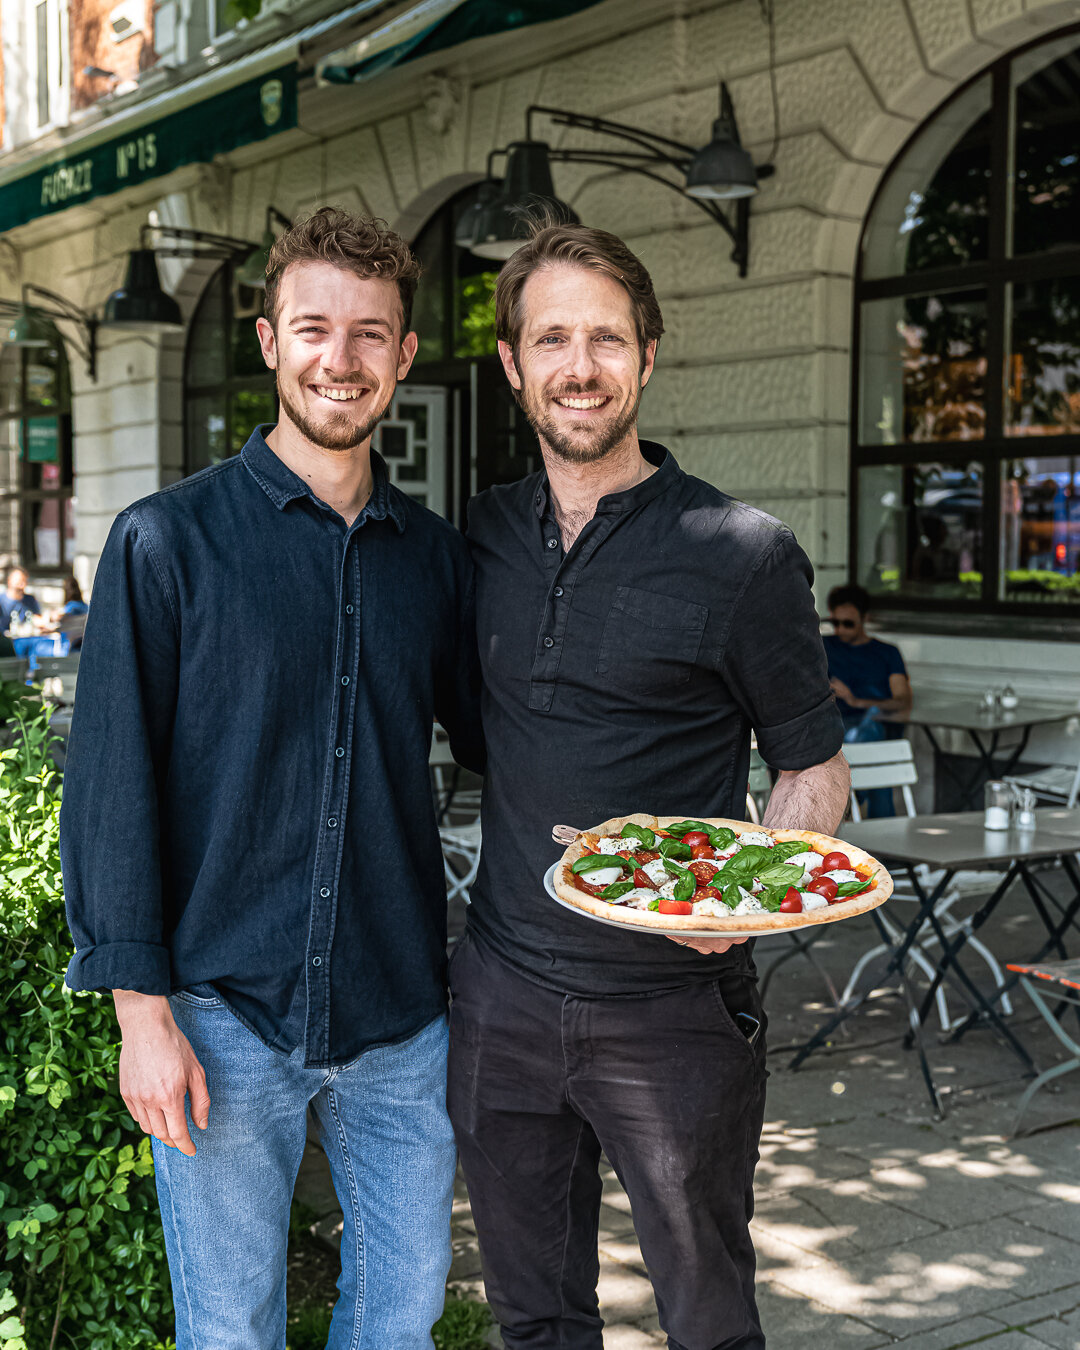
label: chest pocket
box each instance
[596,585,708,695]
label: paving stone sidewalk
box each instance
[295,867,1080,1348]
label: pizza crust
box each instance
[552,814,892,932]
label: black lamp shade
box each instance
[235,230,275,290]
[470,141,579,261]
[102,249,183,330]
[685,116,759,200]
[454,180,503,251]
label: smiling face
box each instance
[256,260,417,453]
[498,264,655,465]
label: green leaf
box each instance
[620,822,656,849]
[835,874,874,897]
[755,863,805,889]
[0,1316,26,1338]
[658,839,692,861]
[674,872,696,903]
[648,899,660,911]
[719,884,742,910]
[572,854,631,876]
[661,857,689,879]
[599,881,635,901]
[665,820,709,838]
[707,827,737,850]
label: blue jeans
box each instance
[152,992,455,1350]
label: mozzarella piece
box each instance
[616,887,657,909]
[658,879,679,899]
[598,835,639,855]
[693,897,734,918]
[801,892,829,912]
[581,865,623,887]
[736,831,774,848]
[784,850,821,880]
[642,859,669,886]
[734,893,768,916]
[823,869,859,885]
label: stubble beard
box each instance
[519,380,642,466]
[276,373,389,452]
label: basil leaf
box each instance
[621,822,656,849]
[708,827,737,851]
[715,844,772,879]
[835,874,874,898]
[674,872,696,903]
[662,857,690,878]
[758,887,785,913]
[755,863,805,889]
[648,899,660,911]
[770,840,815,864]
[600,880,635,901]
[666,820,709,838]
[659,839,692,861]
[573,854,632,876]
[720,883,742,910]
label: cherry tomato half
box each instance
[820,851,851,873]
[658,896,694,915]
[779,887,803,913]
[690,843,716,860]
[806,876,838,901]
[682,831,710,849]
[688,860,719,887]
[633,868,656,890]
[696,886,722,901]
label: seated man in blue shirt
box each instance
[824,583,912,816]
[0,566,41,631]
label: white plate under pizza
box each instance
[547,813,892,938]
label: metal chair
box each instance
[1005,758,1080,811]
[0,656,28,684]
[430,727,482,905]
[745,748,772,824]
[35,654,80,706]
[1006,960,1080,1135]
[841,740,1012,1030]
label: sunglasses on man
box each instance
[830,617,859,629]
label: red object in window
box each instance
[1056,543,1067,565]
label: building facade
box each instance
[0,0,1077,764]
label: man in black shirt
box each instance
[448,223,849,1350]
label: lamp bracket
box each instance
[22,282,98,381]
[140,224,256,257]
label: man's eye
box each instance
[539,335,563,345]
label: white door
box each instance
[372,386,447,517]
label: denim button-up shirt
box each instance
[61,427,483,1066]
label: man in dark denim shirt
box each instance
[61,210,482,1349]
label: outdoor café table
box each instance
[788,808,1080,1116]
[876,696,1075,810]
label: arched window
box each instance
[184,263,276,477]
[852,26,1080,614]
[0,333,74,574]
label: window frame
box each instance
[849,24,1080,620]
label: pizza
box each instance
[551,813,892,932]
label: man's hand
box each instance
[667,935,751,956]
[829,677,858,707]
[113,991,210,1157]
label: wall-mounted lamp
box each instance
[235,207,294,291]
[104,223,257,332]
[456,84,773,276]
[3,283,99,379]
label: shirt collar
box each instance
[532,440,678,519]
[241,425,406,532]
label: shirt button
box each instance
[546,538,558,549]
[340,676,350,686]
[346,604,354,615]
[335,747,345,758]
[312,955,322,967]
[327,816,338,828]
[553,586,564,598]
[544,636,554,648]
[319,886,331,898]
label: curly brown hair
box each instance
[263,207,422,334]
[494,213,664,359]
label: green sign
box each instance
[0,64,298,231]
[21,417,59,463]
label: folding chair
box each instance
[841,740,1012,1030]
[0,656,28,684]
[430,727,482,905]
[35,654,80,706]
[1006,959,1080,1136]
[745,748,772,824]
[1006,758,1080,811]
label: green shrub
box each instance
[0,693,173,1349]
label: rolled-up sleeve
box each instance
[720,531,844,771]
[61,511,179,994]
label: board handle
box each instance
[551,823,581,844]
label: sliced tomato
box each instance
[690,843,716,860]
[688,860,719,887]
[820,851,851,873]
[779,887,803,913]
[806,876,838,901]
[681,831,710,849]
[633,868,656,890]
[658,896,694,915]
[695,885,722,901]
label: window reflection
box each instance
[1002,457,1080,601]
[1008,276,1080,436]
[1012,37,1080,257]
[857,462,983,599]
[859,291,986,444]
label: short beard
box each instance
[277,374,387,452]
[519,381,641,466]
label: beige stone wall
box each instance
[5,0,1080,597]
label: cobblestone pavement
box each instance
[296,865,1080,1348]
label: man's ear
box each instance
[497,339,522,390]
[397,329,419,381]
[255,317,277,370]
[639,338,658,389]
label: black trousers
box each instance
[447,931,768,1350]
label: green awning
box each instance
[318,0,608,85]
[0,63,297,232]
